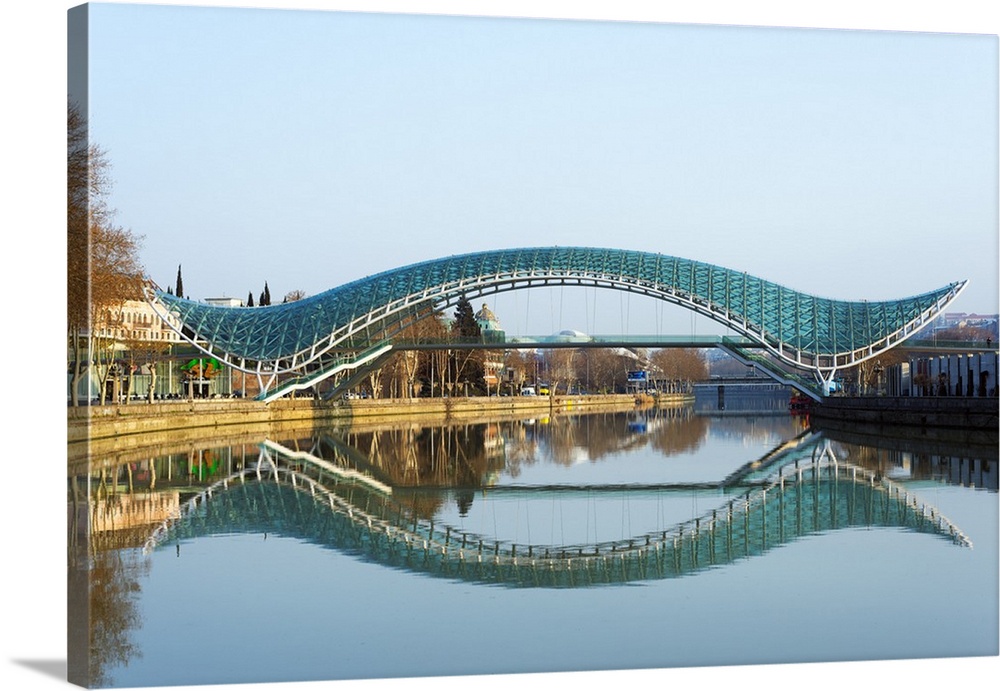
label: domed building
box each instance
[473,303,506,392]
[544,329,592,343]
[474,303,504,342]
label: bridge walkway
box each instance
[255,342,392,403]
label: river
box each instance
[68,396,998,688]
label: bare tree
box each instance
[90,231,146,404]
[68,101,97,405]
[503,350,530,393]
[121,334,170,403]
[848,349,908,395]
[485,348,505,395]
[649,348,708,384]
[366,366,384,399]
[545,348,578,394]
[408,313,449,397]
[68,102,146,405]
[380,309,450,397]
[586,348,635,393]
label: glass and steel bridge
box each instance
[147,247,966,399]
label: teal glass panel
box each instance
[153,247,962,365]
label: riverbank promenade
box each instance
[68,393,681,463]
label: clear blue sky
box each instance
[77,2,998,336]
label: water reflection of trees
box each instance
[338,410,711,486]
[68,475,152,687]
[327,410,711,517]
[647,412,709,457]
[506,409,709,474]
[343,423,504,488]
[86,548,148,687]
[340,424,507,519]
[69,443,262,687]
[70,408,996,683]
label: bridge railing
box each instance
[389,333,761,348]
[902,339,995,351]
[719,337,824,399]
[257,341,393,402]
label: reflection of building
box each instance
[475,303,506,391]
[85,491,182,549]
[483,422,506,453]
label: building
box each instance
[70,297,239,402]
[474,303,505,342]
[926,312,999,335]
[889,352,998,398]
[474,303,507,392]
[204,297,244,308]
[93,298,185,346]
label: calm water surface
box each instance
[70,400,998,688]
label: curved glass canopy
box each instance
[150,247,965,378]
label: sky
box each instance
[3,3,999,691]
[73,0,999,338]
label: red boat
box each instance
[789,393,813,414]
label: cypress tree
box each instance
[451,296,486,393]
[452,296,481,343]
[247,291,254,307]
[175,265,184,299]
[263,281,271,306]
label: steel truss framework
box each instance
[148,247,966,393]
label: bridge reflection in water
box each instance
[143,430,971,588]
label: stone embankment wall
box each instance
[69,394,691,465]
[812,396,998,431]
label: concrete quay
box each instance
[812,395,998,432]
[68,394,690,466]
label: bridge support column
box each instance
[815,369,839,397]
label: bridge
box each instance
[143,431,970,588]
[147,247,966,401]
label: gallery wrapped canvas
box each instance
[62,2,997,690]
